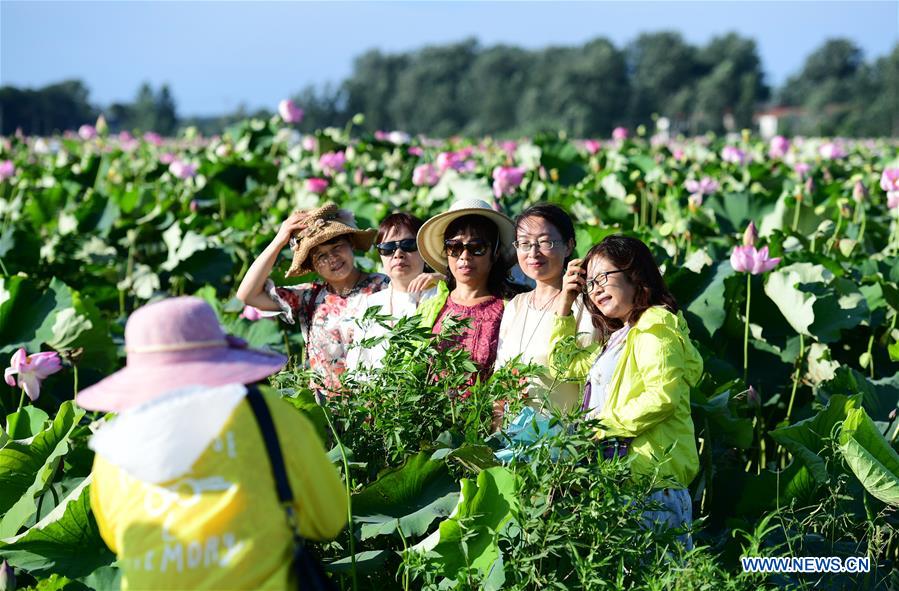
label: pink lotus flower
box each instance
[412,163,440,187]
[722,146,747,165]
[793,162,811,179]
[4,348,62,401]
[819,141,846,160]
[240,305,263,321]
[687,193,704,211]
[278,99,303,124]
[159,152,176,165]
[144,131,164,146]
[730,244,781,275]
[612,127,629,140]
[437,150,475,173]
[408,146,424,157]
[0,560,14,591]
[301,135,317,152]
[0,160,15,182]
[880,168,899,209]
[500,140,517,158]
[685,177,719,197]
[306,177,329,194]
[769,136,790,159]
[584,139,601,155]
[78,124,97,140]
[169,160,197,179]
[319,151,346,176]
[853,181,868,203]
[118,131,139,152]
[492,166,526,198]
[743,221,758,246]
[672,147,686,161]
[374,130,389,141]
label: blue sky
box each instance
[1,1,897,117]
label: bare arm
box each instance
[236,211,309,311]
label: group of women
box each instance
[78,196,704,589]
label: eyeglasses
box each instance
[512,239,564,253]
[583,269,626,294]
[376,239,418,256]
[443,239,490,258]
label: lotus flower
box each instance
[747,385,760,408]
[407,146,424,157]
[169,160,197,179]
[852,181,867,203]
[492,166,526,198]
[4,348,62,401]
[722,146,747,165]
[412,163,440,187]
[437,150,474,173]
[793,162,811,179]
[301,135,317,152]
[583,139,601,155]
[143,132,163,146]
[768,135,790,159]
[78,124,97,140]
[240,305,263,321]
[118,131,139,152]
[306,177,329,194]
[819,141,846,160]
[278,99,303,124]
[499,140,517,158]
[612,127,629,140]
[880,167,899,209]
[319,151,346,176]
[685,177,719,197]
[730,245,781,275]
[0,160,15,182]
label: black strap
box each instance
[246,385,294,504]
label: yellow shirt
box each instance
[89,385,346,590]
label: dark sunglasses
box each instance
[376,239,418,256]
[443,239,490,258]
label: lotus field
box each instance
[0,115,898,590]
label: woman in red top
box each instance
[416,199,519,382]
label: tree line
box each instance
[1,33,896,138]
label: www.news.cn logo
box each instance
[741,556,870,574]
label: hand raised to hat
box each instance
[274,211,311,248]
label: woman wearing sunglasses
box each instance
[548,234,702,548]
[346,212,443,373]
[416,199,518,383]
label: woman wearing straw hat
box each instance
[237,202,387,395]
[416,198,518,383]
[77,297,347,590]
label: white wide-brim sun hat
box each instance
[417,199,516,273]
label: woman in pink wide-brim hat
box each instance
[78,297,347,590]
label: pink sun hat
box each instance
[76,297,287,413]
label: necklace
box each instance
[329,270,363,297]
[517,289,560,355]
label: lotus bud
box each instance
[0,560,15,591]
[742,221,758,247]
[352,113,365,126]
[852,181,867,203]
[747,385,760,408]
[95,114,108,137]
[804,176,815,195]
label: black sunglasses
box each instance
[376,238,418,256]
[444,239,490,258]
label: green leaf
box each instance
[325,550,392,575]
[691,390,753,449]
[685,260,735,339]
[763,262,829,337]
[839,408,899,506]
[770,394,861,484]
[430,467,520,579]
[352,451,459,540]
[4,407,50,440]
[0,477,114,578]
[0,402,85,537]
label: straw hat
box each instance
[76,297,287,413]
[417,198,515,272]
[285,202,377,277]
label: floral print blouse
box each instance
[265,273,387,394]
[432,295,505,384]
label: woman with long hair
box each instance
[549,234,702,547]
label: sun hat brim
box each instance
[75,347,287,413]
[417,204,516,273]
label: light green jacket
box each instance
[548,306,702,489]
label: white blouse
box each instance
[495,292,601,413]
[345,285,438,374]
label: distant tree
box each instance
[155,84,178,135]
[343,49,410,131]
[626,32,700,128]
[0,79,95,135]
